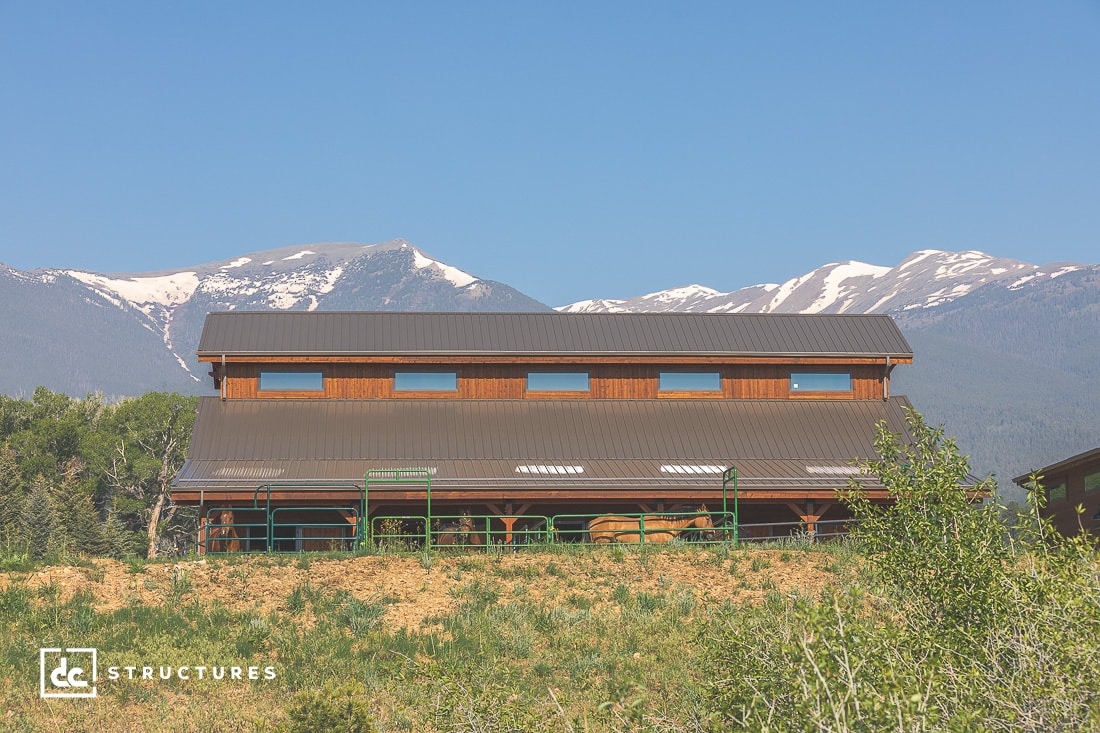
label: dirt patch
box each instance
[0,549,841,631]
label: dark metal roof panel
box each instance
[178,396,914,489]
[175,457,881,490]
[196,312,913,358]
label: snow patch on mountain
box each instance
[805,262,890,313]
[412,250,477,287]
[66,271,200,307]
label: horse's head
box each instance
[694,505,720,539]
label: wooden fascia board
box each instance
[171,488,895,504]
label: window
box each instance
[394,371,458,392]
[789,372,852,393]
[526,372,589,392]
[259,371,323,392]
[1085,471,1100,493]
[659,372,721,392]
[1049,481,1067,502]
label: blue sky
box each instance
[2,2,1097,306]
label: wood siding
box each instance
[224,363,887,400]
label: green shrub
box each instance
[280,681,377,733]
[703,409,1100,732]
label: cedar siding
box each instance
[220,363,887,400]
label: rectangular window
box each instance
[259,371,323,392]
[1049,481,1067,502]
[659,372,721,392]
[1084,471,1100,493]
[790,372,852,393]
[526,372,589,392]
[394,371,458,392]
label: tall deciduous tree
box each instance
[104,393,196,558]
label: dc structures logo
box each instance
[39,648,97,699]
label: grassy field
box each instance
[0,542,852,732]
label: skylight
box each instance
[515,465,585,475]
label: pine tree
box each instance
[55,458,108,557]
[66,496,109,557]
[104,510,136,559]
[0,446,25,551]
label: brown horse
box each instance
[207,508,242,553]
[437,512,487,549]
[588,505,716,544]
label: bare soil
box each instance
[0,548,837,630]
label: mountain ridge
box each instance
[1,239,550,395]
[558,249,1088,315]
[3,241,1096,493]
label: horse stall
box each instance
[201,505,359,554]
[369,512,553,550]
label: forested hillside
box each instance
[892,268,1100,488]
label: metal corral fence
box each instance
[204,509,856,553]
[372,514,552,551]
[203,505,361,554]
[735,518,856,544]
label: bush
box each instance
[280,681,377,733]
[702,410,1100,732]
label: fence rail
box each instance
[202,509,856,554]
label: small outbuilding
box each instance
[1013,446,1100,539]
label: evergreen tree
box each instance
[104,510,138,559]
[0,445,25,551]
[55,456,109,557]
[20,475,66,560]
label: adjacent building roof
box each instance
[174,396,914,492]
[1012,446,1100,486]
[196,312,913,359]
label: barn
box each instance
[171,311,918,551]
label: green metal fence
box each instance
[199,462,878,553]
[368,514,553,550]
[365,469,432,546]
[270,506,360,552]
[203,507,267,554]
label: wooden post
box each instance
[785,501,833,538]
[197,514,207,556]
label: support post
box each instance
[197,515,207,556]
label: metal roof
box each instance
[175,396,914,490]
[195,312,913,358]
[1012,446,1100,486]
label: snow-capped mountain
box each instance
[559,250,1085,315]
[3,241,1098,490]
[0,240,548,396]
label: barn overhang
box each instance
[172,396,917,507]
